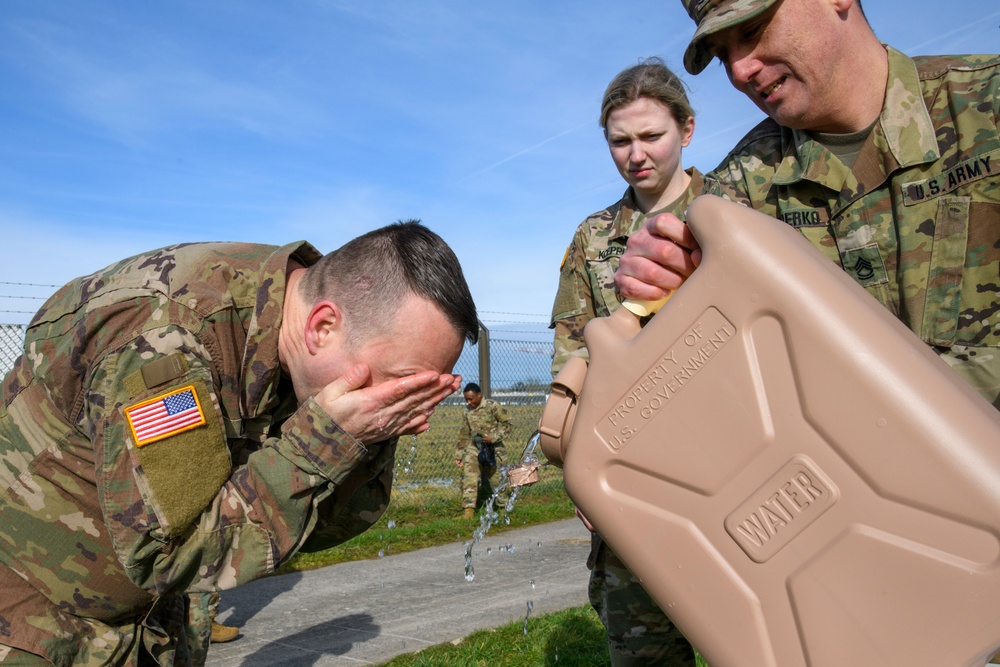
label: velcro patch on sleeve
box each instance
[127,379,231,538]
[126,385,207,447]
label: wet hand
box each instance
[615,211,701,301]
[315,364,461,445]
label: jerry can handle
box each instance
[538,356,588,467]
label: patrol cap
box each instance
[681,0,779,75]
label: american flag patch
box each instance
[126,385,206,447]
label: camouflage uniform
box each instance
[705,47,1000,407]
[455,398,513,510]
[550,170,703,667]
[0,242,396,666]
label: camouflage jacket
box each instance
[705,47,1000,406]
[549,168,705,375]
[456,399,513,455]
[0,242,395,666]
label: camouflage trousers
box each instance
[0,594,213,667]
[459,443,507,510]
[0,646,49,666]
[588,534,696,667]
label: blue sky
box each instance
[1,1,997,335]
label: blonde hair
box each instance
[600,57,694,131]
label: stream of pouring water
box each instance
[463,432,541,582]
[381,435,419,558]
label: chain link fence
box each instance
[0,323,559,509]
[0,325,26,373]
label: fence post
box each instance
[478,322,490,398]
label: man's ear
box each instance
[830,0,854,14]
[303,300,343,355]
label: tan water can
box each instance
[540,195,1000,667]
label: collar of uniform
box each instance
[622,166,705,220]
[242,240,324,418]
[772,45,937,188]
[617,187,642,231]
[771,129,817,187]
[879,44,940,167]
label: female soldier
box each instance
[549,57,701,667]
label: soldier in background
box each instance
[455,382,513,519]
[550,59,703,665]
[0,221,478,665]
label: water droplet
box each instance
[530,579,535,589]
[522,600,534,634]
[486,547,493,556]
[508,544,515,554]
[378,549,385,558]
[464,542,476,582]
[387,520,396,529]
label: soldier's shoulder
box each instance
[912,53,1000,80]
[726,117,784,157]
[709,117,786,180]
[578,196,628,232]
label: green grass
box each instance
[374,604,611,667]
[372,604,711,667]
[276,480,575,573]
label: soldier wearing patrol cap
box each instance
[0,221,478,666]
[454,382,514,519]
[613,0,999,661]
[618,0,1000,408]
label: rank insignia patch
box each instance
[126,385,207,447]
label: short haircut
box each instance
[463,382,482,394]
[600,57,694,131]
[300,220,479,346]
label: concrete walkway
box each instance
[205,518,592,666]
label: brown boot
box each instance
[463,507,475,520]
[211,620,239,643]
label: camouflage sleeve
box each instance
[550,226,598,377]
[551,315,591,377]
[489,402,514,443]
[704,167,752,205]
[87,325,377,594]
[296,442,395,553]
